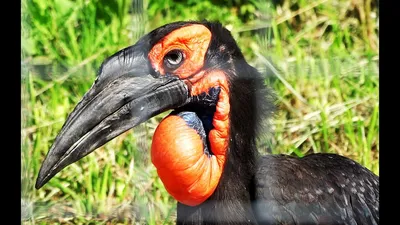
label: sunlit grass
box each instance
[256,55,379,175]
[21,0,378,224]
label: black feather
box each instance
[252,154,379,225]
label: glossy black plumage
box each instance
[252,154,379,225]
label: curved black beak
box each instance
[35,46,189,189]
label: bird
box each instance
[35,21,379,225]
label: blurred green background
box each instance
[21,0,379,224]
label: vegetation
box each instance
[21,0,379,224]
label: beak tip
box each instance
[35,166,52,189]
[35,177,45,189]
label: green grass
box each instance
[21,0,378,224]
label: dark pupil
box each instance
[164,50,184,71]
[168,53,180,63]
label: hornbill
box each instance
[35,21,379,225]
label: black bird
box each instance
[35,21,379,225]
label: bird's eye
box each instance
[163,50,184,71]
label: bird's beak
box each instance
[35,46,189,189]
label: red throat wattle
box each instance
[151,71,230,206]
[148,24,230,206]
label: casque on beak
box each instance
[35,44,190,189]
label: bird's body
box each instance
[253,154,379,225]
[35,21,379,225]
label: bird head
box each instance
[35,21,274,206]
